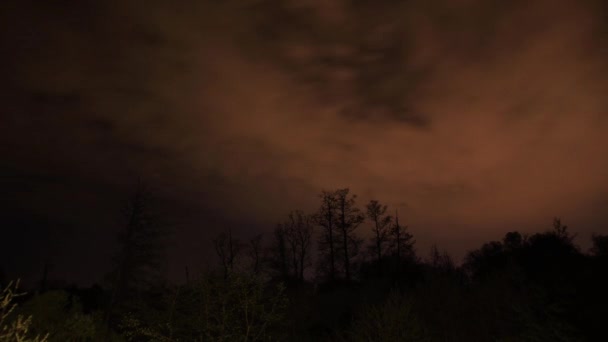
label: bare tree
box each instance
[285,217,299,279]
[390,211,415,263]
[366,200,392,264]
[315,191,339,281]
[335,188,364,281]
[284,211,314,281]
[428,244,454,271]
[106,181,167,326]
[296,213,314,281]
[269,224,290,280]
[214,229,242,279]
[248,234,264,275]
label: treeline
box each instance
[1,186,608,341]
[211,188,415,285]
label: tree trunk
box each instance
[328,210,336,281]
[375,219,382,264]
[341,201,350,281]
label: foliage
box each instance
[8,185,608,341]
[338,291,428,342]
[16,290,105,342]
[119,273,287,342]
[0,280,48,342]
[194,273,287,341]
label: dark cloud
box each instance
[2,0,608,283]
[242,0,430,126]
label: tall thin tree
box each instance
[315,191,339,281]
[284,210,314,281]
[296,212,314,281]
[270,224,290,280]
[335,188,364,281]
[248,234,264,275]
[106,181,167,326]
[213,229,242,279]
[390,210,415,263]
[366,200,392,264]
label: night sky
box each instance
[2,0,608,286]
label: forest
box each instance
[2,186,607,341]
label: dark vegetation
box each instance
[2,186,608,341]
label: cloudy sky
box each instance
[2,0,608,285]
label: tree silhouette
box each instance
[213,229,242,279]
[248,234,264,275]
[9,181,608,341]
[389,211,415,263]
[284,211,313,281]
[269,224,290,281]
[464,239,507,279]
[106,181,167,326]
[271,211,314,282]
[315,190,339,281]
[591,234,608,257]
[365,200,392,265]
[552,217,574,242]
[503,231,523,251]
[335,188,364,281]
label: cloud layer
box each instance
[2,0,608,282]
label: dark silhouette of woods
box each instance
[4,184,608,341]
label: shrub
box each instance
[0,280,48,342]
